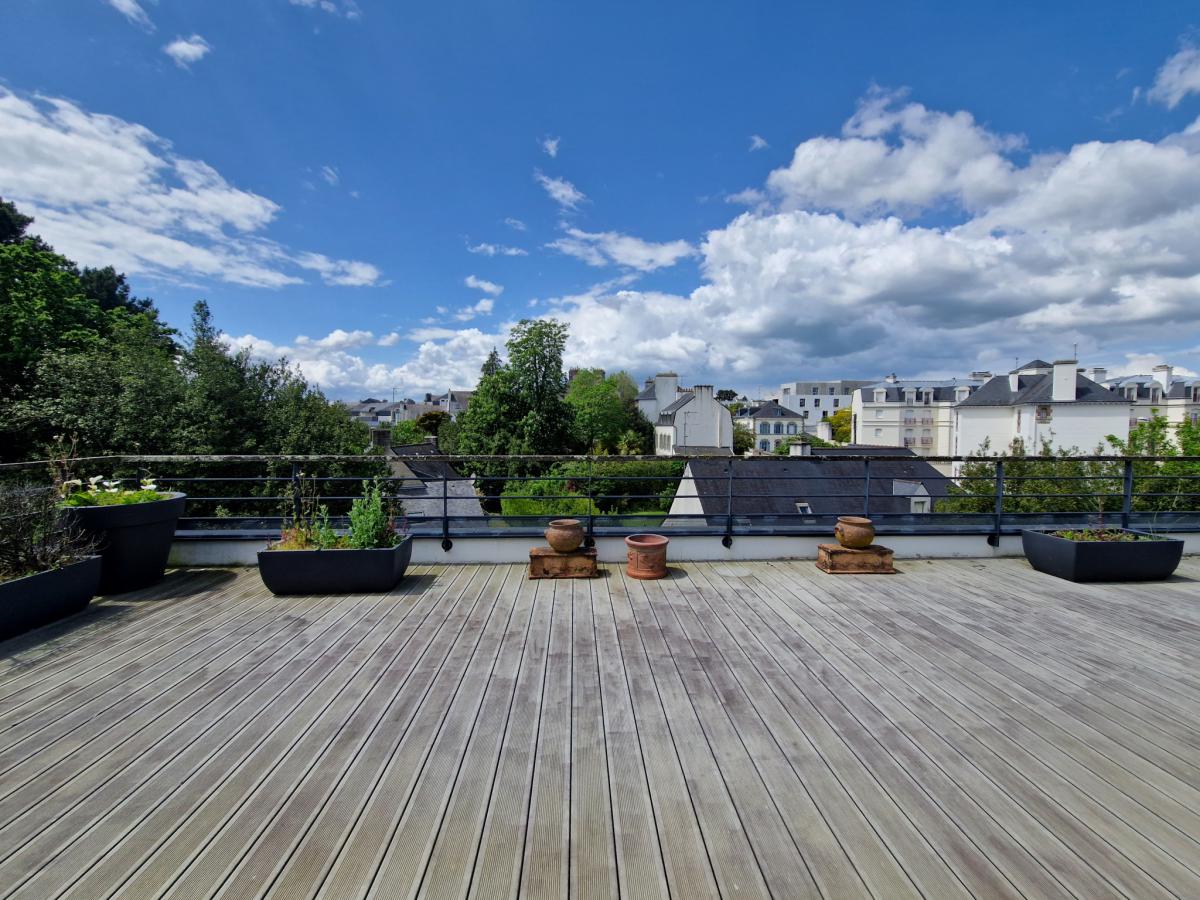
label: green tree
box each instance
[0,197,34,245]
[774,433,835,454]
[389,420,426,445]
[415,410,451,435]
[716,388,738,403]
[733,423,755,454]
[480,347,502,378]
[828,407,852,443]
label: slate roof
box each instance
[658,392,694,424]
[387,441,462,480]
[956,373,1127,407]
[857,379,983,403]
[1010,359,1053,373]
[674,445,733,456]
[679,451,950,519]
[747,400,802,419]
[635,383,656,401]
[1104,375,1200,400]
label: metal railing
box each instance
[2,452,1198,549]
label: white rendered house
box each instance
[851,374,987,456]
[654,385,733,455]
[1103,365,1200,429]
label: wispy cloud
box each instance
[320,165,340,186]
[0,88,382,288]
[542,136,561,158]
[454,298,494,321]
[468,241,528,257]
[163,34,211,69]
[288,0,362,21]
[105,0,154,30]
[547,227,694,272]
[1147,41,1200,108]
[504,217,527,231]
[378,332,402,347]
[749,134,769,151]
[534,169,586,210]
[464,274,503,296]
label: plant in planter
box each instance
[1022,525,1184,583]
[0,484,101,641]
[257,477,411,595]
[58,472,187,594]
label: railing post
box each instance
[991,459,1004,546]
[441,470,452,551]
[585,458,595,548]
[723,458,734,548]
[862,458,871,518]
[290,462,302,525]
[1122,458,1134,530]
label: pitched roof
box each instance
[657,392,694,424]
[1011,359,1053,372]
[858,378,982,403]
[748,400,800,419]
[680,452,949,519]
[635,384,656,400]
[956,373,1127,407]
[1104,374,1200,400]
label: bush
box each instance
[549,459,685,513]
[0,484,95,582]
[500,478,595,518]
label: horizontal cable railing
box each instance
[3,452,1198,547]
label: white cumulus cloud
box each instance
[547,227,694,272]
[163,34,211,68]
[464,274,503,296]
[1147,42,1200,109]
[0,88,381,288]
[468,242,528,257]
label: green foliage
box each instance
[733,423,755,455]
[0,483,96,581]
[565,368,649,453]
[0,197,34,245]
[941,416,1200,517]
[828,407,852,443]
[415,410,451,435]
[62,489,166,507]
[346,479,404,548]
[1051,529,1158,542]
[436,418,460,453]
[499,478,595,517]
[774,433,835,454]
[716,388,738,403]
[389,420,427,445]
[549,459,685,513]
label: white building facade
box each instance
[778,379,873,420]
[1103,365,1200,429]
[654,384,734,455]
[851,375,987,456]
[953,360,1131,455]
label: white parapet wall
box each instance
[170,532,1200,567]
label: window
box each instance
[794,502,813,515]
[833,399,839,408]
[874,427,883,437]
[782,387,790,395]
[786,423,797,435]
[821,411,828,419]
[911,499,930,514]
[811,386,819,394]
[758,423,770,434]
[874,390,886,403]
[1036,405,1053,423]
[759,439,770,451]
[874,409,884,418]
[828,386,836,394]
[813,398,820,407]
[774,439,782,449]
[773,423,783,434]
[797,398,805,408]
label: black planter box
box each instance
[0,557,102,642]
[1022,529,1184,582]
[62,494,186,594]
[256,538,413,595]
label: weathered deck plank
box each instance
[0,558,1195,900]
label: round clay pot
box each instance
[625,533,669,580]
[545,518,584,553]
[834,516,875,549]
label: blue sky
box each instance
[3,1,1200,398]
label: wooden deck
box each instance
[0,557,1198,899]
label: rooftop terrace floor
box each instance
[0,558,1197,899]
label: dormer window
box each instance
[904,390,915,406]
[873,390,886,403]
[1125,386,1137,400]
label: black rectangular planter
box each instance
[1022,529,1184,582]
[256,538,413,595]
[0,557,102,642]
[61,494,186,595]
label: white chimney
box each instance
[1087,366,1107,384]
[1052,359,1077,402]
[884,373,898,384]
[1153,364,1173,392]
[1009,371,1020,392]
[692,384,714,402]
[654,372,679,406]
[789,441,812,456]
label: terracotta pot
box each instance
[834,516,875,549]
[545,518,584,553]
[625,533,669,580]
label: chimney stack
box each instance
[789,441,812,456]
[970,371,992,380]
[884,373,898,384]
[1052,359,1077,402]
[1153,364,1173,392]
[1087,366,1107,384]
[654,372,679,404]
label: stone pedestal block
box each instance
[816,543,896,575]
[529,547,598,579]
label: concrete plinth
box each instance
[816,543,896,574]
[529,546,598,579]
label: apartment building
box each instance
[654,384,734,455]
[1103,365,1200,428]
[850,374,987,456]
[733,400,814,452]
[778,379,873,420]
[954,360,1130,455]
